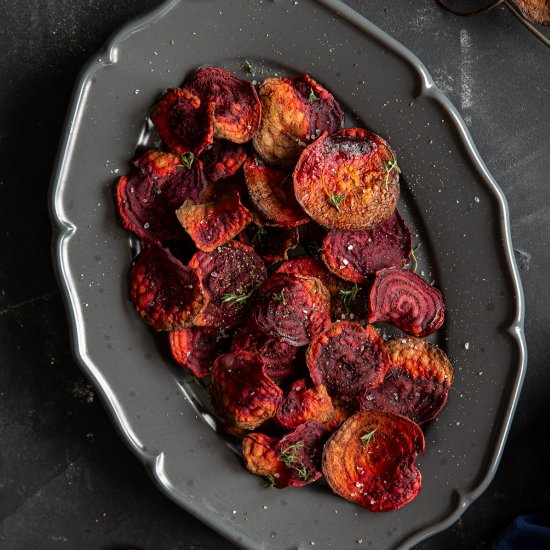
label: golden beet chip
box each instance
[176,192,252,252]
[116,150,207,243]
[322,410,424,511]
[199,140,247,182]
[360,338,453,424]
[150,87,214,155]
[189,241,267,330]
[321,210,412,284]
[293,128,400,231]
[184,67,261,143]
[368,268,445,337]
[129,244,204,331]
[253,74,344,167]
[211,351,283,430]
[237,222,299,266]
[512,0,550,24]
[244,154,310,226]
[307,321,388,401]
[254,273,331,347]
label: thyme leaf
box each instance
[338,283,360,312]
[190,376,208,391]
[272,290,286,306]
[265,474,276,488]
[360,429,377,447]
[255,226,268,241]
[177,152,195,169]
[221,292,252,304]
[328,193,346,212]
[308,87,319,102]
[403,244,421,273]
[244,59,256,76]
[277,441,308,480]
[383,159,401,190]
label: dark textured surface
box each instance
[0,1,548,549]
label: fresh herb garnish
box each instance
[190,376,208,391]
[277,441,308,479]
[383,159,401,190]
[265,474,276,488]
[329,193,346,212]
[360,429,377,447]
[255,226,268,241]
[403,243,421,273]
[272,290,286,305]
[308,87,319,102]
[177,152,195,169]
[244,59,256,76]
[221,292,252,304]
[338,283,360,312]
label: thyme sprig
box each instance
[255,226,268,241]
[360,429,377,447]
[277,441,308,480]
[244,59,256,76]
[221,292,252,304]
[177,152,195,169]
[190,376,208,391]
[329,193,346,212]
[272,290,286,305]
[308,87,319,102]
[265,474,276,488]
[383,159,401,190]
[403,244,421,273]
[338,283,360,312]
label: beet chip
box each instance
[116,150,207,243]
[211,351,283,430]
[307,321,388,401]
[238,222,298,265]
[150,88,214,155]
[512,0,550,24]
[189,241,267,329]
[368,269,445,337]
[199,140,247,182]
[360,338,453,424]
[255,273,331,346]
[129,245,204,331]
[244,154,310,227]
[294,128,400,231]
[168,326,224,378]
[184,67,261,143]
[253,74,344,167]
[175,192,252,252]
[277,378,335,430]
[322,410,424,511]
[243,420,328,487]
[321,211,412,284]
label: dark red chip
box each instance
[189,241,267,330]
[306,321,388,401]
[293,128,400,231]
[237,222,299,265]
[368,269,445,337]
[116,150,207,243]
[184,67,261,143]
[199,140,247,182]
[322,410,424,511]
[359,338,453,424]
[129,244,204,331]
[176,192,252,252]
[253,74,344,167]
[254,272,331,346]
[321,211,412,284]
[244,154,310,226]
[150,87,214,155]
[211,351,283,430]
[201,169,248,204]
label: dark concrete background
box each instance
[1,1,549,548]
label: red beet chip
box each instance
[116,150,207,243]
[254,273,331,347]
[368,268,445,337]
[201,169,248,203]
[253,74,344,167]
[129,245,204,331]
[237,222,299,266]
[294,128,400,231]
[306,321,388,401]
[244,154,310,227]
[189,241,267,330]
[199,140,247,182]
[276,378,335,430]
[359,338,453,424]
[184,67,261,143]
[150,88,214,155]
[321,211,412,284]
[169,326,225,378]
[175,192,252,252]
[322,410,424,511]
[211,351,283,430]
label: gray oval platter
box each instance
[49,1,527,548]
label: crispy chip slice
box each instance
[307,321,388,401]
[322,410,424,511]
[199,140,247,182]
[184,67,261,143]
[237,222,299,265]
[176,192,252,252]
[321,211,412,283]
[189,241,267,329]
[512,0,550,24]
[368,268,445,337]
[360,338,453,424]
[129,244,204,331]
[150,88,214,155]
[211,351,283,430]
[294,128,400,231]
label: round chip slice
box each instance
[512,0,550,24]
[294,128,400,231]
[129,245,204,331]
[360,338,453,424]
[307,321,388,401]
[368,268,445,337]
[322,410,424,511]
[237,222,299,265]
[189,241,267,330]
[321,211,412,283]
[211,351,282,430]
[199,140,247,182]
[184,67,261,143]
[254,273,331,346]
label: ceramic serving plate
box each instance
[49,1,526,548]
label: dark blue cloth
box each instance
[492,511,550,550]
